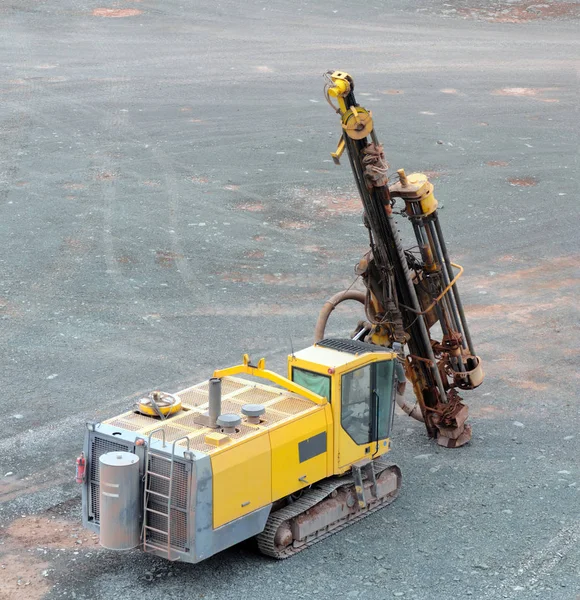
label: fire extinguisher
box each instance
[75,452,86,484]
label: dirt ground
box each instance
[0,0,578,599]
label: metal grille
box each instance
[317,337,386,354]
[260,408,292,425]
[148,456,188,509]
[269,396,313,415]
[222,423,255,440]
[177,433,215,453]
[89,436,130,523]
[196,379,248,395]
[107,412,157,431]
[148,424,191,443]
[177,388,209,407]
[147,500,187,549]
[170,411,208,429]
[233,387,283,404]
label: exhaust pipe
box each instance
[208,378,222,428]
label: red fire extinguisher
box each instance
[75,452,86,484]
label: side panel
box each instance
[270,409,328,501]
[210,434,271,529]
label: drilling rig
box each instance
[316,71,483,447]
[77,72,483,564]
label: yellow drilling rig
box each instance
[77,71,483,563]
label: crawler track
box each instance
[257,459,401,559]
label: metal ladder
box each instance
[142,428,190,560]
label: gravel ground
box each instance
[0,1,578,599]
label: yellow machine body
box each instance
[97,342,396,532]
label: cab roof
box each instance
[293,338,395,369]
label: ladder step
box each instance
[145,489,170,499]
[146,507,169,517]
[144,525,169,536]
[146,471,171,480]
[143,540,171,554]
[147,453,173,462]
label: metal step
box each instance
[146,507,169,517]
[145,489,170,500]
[146,470,171,480]
[144,525,169,536]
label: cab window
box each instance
[292,368,331,402]
[341,360,394,445]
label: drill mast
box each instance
[320,71,483,447]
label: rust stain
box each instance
[422,170,444,179]
[252,234,266,242]
[243,250,265,260]
[291,187,361,218]
[192,303,308,317]
[381,89,404,95]
[5,515,92,550]
[62,182,86,190]
[0,297,21,317]
[189,119,205,123]
[155,250,183,266]
[486,161,509,167]
[63,238,87,252]
[278,220,312,230]
[235,202,264,212]
[510,379,550,392]
[508,177,537,187]
[191,176,209,184]
[459,1,580,22]
[494,256,580,282]
[143,179,161,187]
[0,553,50,600]
[95,171,117,181]
[302,245,334,258]
[492,87,559,102]
[440,88,458,94]
[92,8,142,17]
[116,255,137,264]
[180,107,192,112]
[217,272,251,283]
[65,195,77,200]
[470,405,509,419]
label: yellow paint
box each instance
[287,347,395,475]
[204,432,230,447]
[211,434,271,528]
[137,396,182,417]
[269,409,328,501]
[420,191,438,216]
[213,357,327,406]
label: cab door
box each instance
[337,360,395,468]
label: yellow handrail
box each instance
[407,262,464,316]
[213,354,327,406]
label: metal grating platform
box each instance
[103,376,320,455]
[317,338,390,355]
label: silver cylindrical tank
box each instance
[99,451,140,550]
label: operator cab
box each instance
[288,338,397,473]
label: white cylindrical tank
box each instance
[99,451,140,550]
